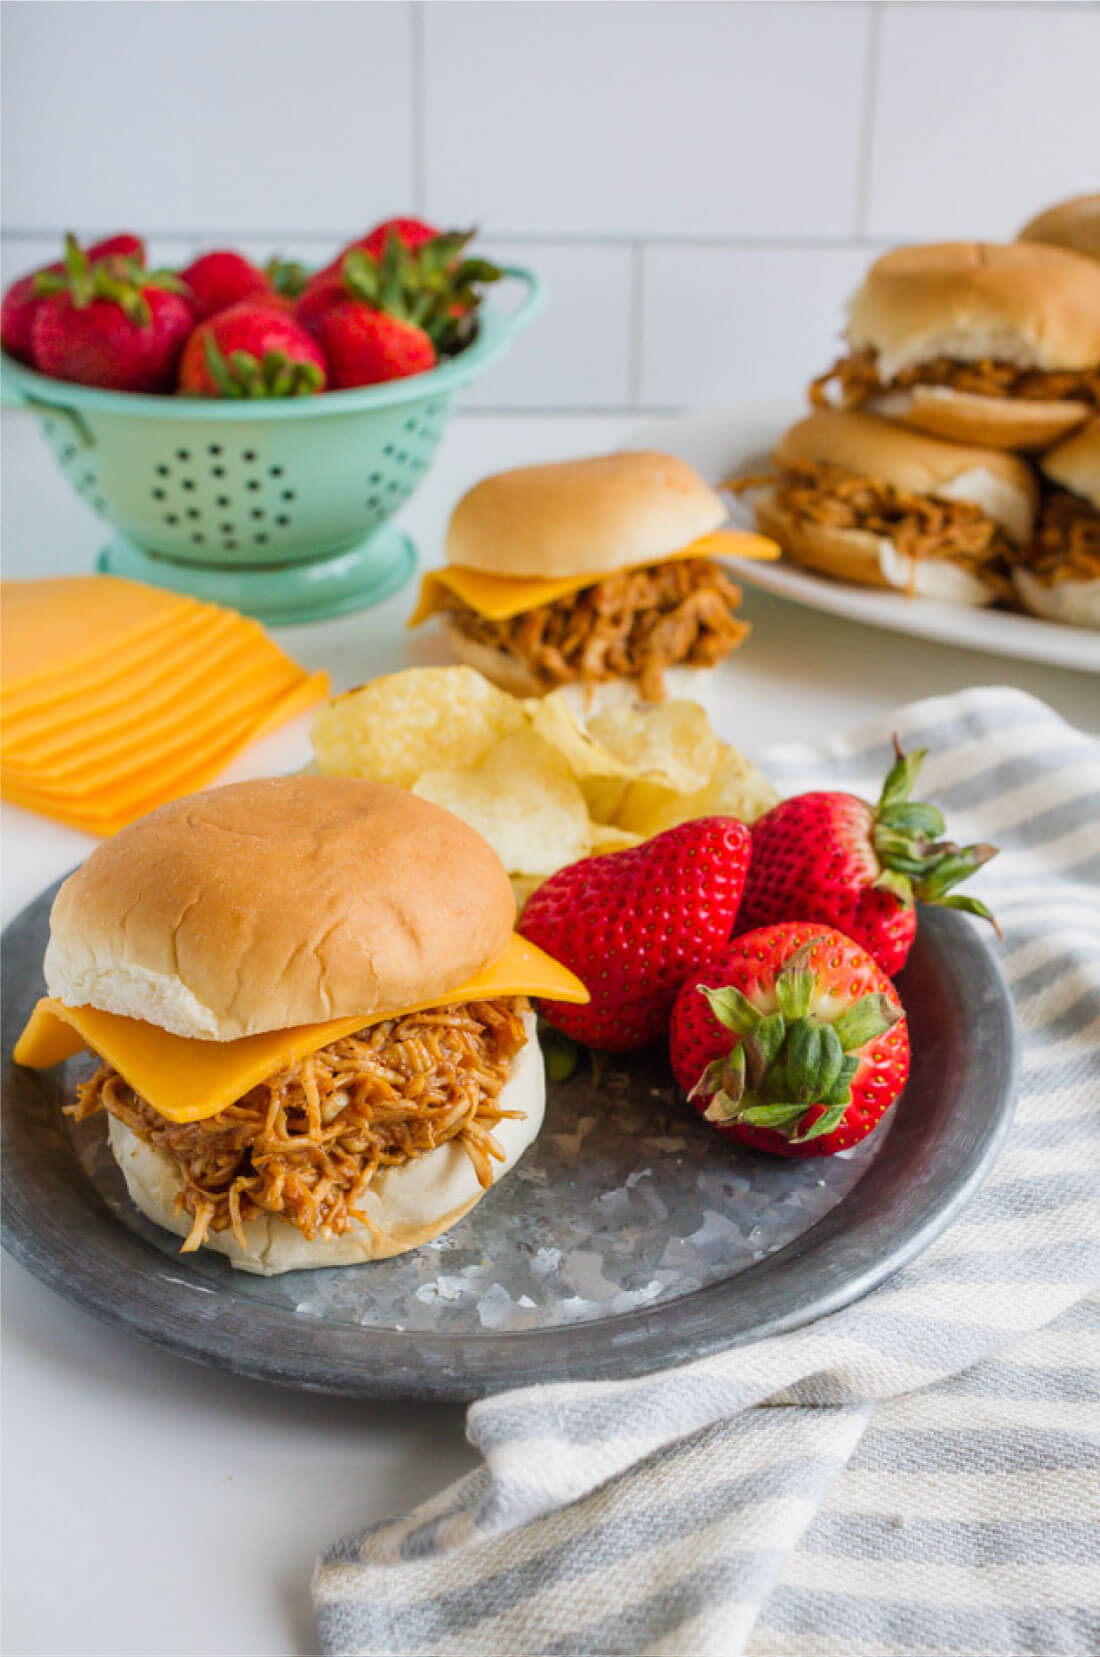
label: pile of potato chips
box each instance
[312,666,779,905]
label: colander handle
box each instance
[0,371,95,448]
[493,266,545,336]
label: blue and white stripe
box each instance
[315,687,1100,1657]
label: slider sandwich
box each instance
[14,776,587,1274]
[408,450,778,702]
[735,410,1036,606]
[812,241,1100,451]
[1019,194,1100,267]
[1013,417,1100,627]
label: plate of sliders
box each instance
[1,649,1019,1398]
[713,240,1100,673]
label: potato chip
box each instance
[586,821,643,854]
[412,731,590,876]
[311,666,525,789]
[510,872,545,913]
[580,775,631,825]
[525,691,639,781]
[586,699,719,795]
[616,743,780,837]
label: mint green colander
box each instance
[0,267,541,624]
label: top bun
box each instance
[45,777,515,1041]
[775,410,1038,541]
[445,451,727,579]
[847,241,1100,380]
[1019,194,1100,266]
[1040,416,1100,509]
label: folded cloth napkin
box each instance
[314,686,1100,1657]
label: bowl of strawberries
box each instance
[0,220,541,624]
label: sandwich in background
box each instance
[811,241,1100,452]
[1012,417,1100,626]
[1018,193,1100,267]
[407,450,779,703]
[14,776,587,1272]
[732,410,1036,606]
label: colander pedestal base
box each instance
[96,525,417,626]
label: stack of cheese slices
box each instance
[1,576,328,834]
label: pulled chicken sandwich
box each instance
[407,450,780,701]
[14,776,588,1273]
[1012,417,1100,627]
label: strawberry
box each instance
[29,235,191,392]
[316,301,435,388]
[296,229,500,356]
[669,924,910,1157]
[311,217,442,286]
[518,817,752,1052]
[179,250,270,319]
[178,299,326,397]
[2,233,144,363]
[738,740,999,977]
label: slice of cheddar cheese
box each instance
[1,578,201,697]
[1,610,249,752]
[13,934,589,1123]
[1,672,330,834]
[407,529,781,626]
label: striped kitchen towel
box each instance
[314,685,1100,1657]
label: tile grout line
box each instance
[0,227,899,252]
[410,1,427,216]
[853,1,883,239]
[628,244,644,407]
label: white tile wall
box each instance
[3,1,1098,413]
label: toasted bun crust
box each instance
[108,1010,544,1273]
[45,777,515,1041]
[1019,194,1100,265]
[445,451,727,580]
[775,411,1038,540]
[1013,568,1100,627]
[847,241,1100,379]
[1040,416,1100,508]
[754,492,995,607]
[868,385,1089,453]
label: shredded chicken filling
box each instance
[444,558,748,702]
[811,348,1100,413]
[69,997,530,1253]
[734,460,1015,597]
[1019,486,1100,584]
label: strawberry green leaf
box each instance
[791,1097,850,1144]
[741,1012,785,1089]
[737,1102,811,1129]
[698,983,761,1035]
[831,993,903,1053]
[542,1029,579,1084]
[775,964,815,1022]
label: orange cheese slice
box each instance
[13,934,589,1123]
[407,529,781,626]
[1,578,200,696]
[1,673,329,834]
[1,610,251,752]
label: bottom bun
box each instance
[443,619,716,704]
[755,492,995,607]
[1013,568,1100,628]
[869,386,1089,453]
[109,1010,544,1274]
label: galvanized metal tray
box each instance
[2,882,1017,1399]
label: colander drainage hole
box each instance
[220,523,233,533]
[269,465,283,477]
[247,480,260,492]
[254,533,268,545]
[191,533,205,544]
[242,450,257,463]
[383,444,395,456]
[250,509,265,519]
[152,488,166,500]
[212,466,226,477]
[216,495,230,507]
[175,449,190,462]
[276,514,291,526]
[155,464,169,476]
[368,471,382,485]
[366,495,380,510]
[165,514,179,525]
[186,508,200,519]
[181,479,195,491]
[207,444,222,456]
[281,489,295,501]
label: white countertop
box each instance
[2,407,1097,1657]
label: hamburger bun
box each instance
[445,450,726,580]
[1015,417,1100,626]
[45,775,515,1041]
[756,411,1036,606]
[847,242,1100,450]
[1019,194,1100,266]
[107,1008,544,1275]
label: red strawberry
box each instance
[2,233,145,362]
[29,236,191,392]
[178,300,326,397]
[670,924,910,1157]
[358,216,441,261]
[295,271,350,334]
[518,817,752,1052]
[179,250,270,319]
[738,741,999,977]
[316,300,435,388]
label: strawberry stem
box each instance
[870,736,999,927]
